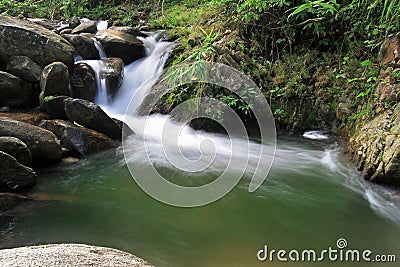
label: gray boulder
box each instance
[0,17,75,67]
[0,151,36,192]
[71,21,97,34]
[70,62,97,102]
[40,120,118,156]
[6,56,43,82]
[95,29,145,64]
[40,62,70,97]
[0,118,62,163]
[64,98,122,140]
[0,71,36,108]
[63,34,99,60]
[0,136,33,166]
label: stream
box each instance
[1,31,400,267]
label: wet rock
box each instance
[347,103,400,185]
[95,29,145,64]
[64,98,122,140]
[63,34,99,60]
[6,56,43,82]
[108,26,147,37]
[71,21,97,34]
[70,62,97,102]
[0,136,33,166]
[0,118,62,163]
[0,151,36,192]
[40,62,69,97]
[60,28,72,35]
[0,71,36,108]
[42,96,71,120]
[40,120,118,156]
[378,35,400,66]
[100,58,124,98]
[0,111,50,126]
[0,192,31,212]
[0,17,75,67]
[69,16,81,29]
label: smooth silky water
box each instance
[1,32,400,267]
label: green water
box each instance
[1,138,399,266]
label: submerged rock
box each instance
[63,34,99,60]
[0,71,36,108]
[0,192,31,212]
[0,136,33,166]
[99,57,124,98]
[71,21,97,34]
[0,17,75,67]
[95,29,145,64]
[0,244,154,267]
[40,120,118,156]
[0,118,62,163]
[70,62,97,102]
[0,151,36,192]
[64,98,122,140]
[40,62,70,97]
[6,56,43,82]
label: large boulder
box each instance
[0,136,33,166]
[0,17,75,67]
[42,96,70,120]
[40,120,118,156]
[63,34,99,60]
[0,71,36,108]
[0,151,36,192]
[71,21,97,34]
[70,62,97,102]
[6,56,43,82]
[95,29,145,64]
[0,118,62,163]
[40,62,70,97]
[64,98,122,140]
[347,103,400,185]
[99,58,124,98]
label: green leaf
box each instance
[360,59,373,67]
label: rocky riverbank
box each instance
[0,16,146,205]
[0,243,153,267]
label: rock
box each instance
[108,26,147,37]
[0,118,62,163]
[0,136,33,166]
[376,72,399,104]
[0,111,50,126]
[0,71,36,108]
[0,151,36,192]
[347,104,400,185]
[64,98,122,140]
[40,120,118,156]
[0,244,154,267]
[99,58,124,98]
[378,35,400,66]
[63,34,99,60]
[59,28,72,35]
[27,18,57,30]
[6,56,43,82]
[70,62,97,102]
[71,21,97,34]
[0,106,10,112]
[95,29,145,64]
[40,62,69,97]
[69,16,81,29]
[42,96,71,119]
[0,17,75,67]
[0,192,31,212]
[336,96,352,122]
